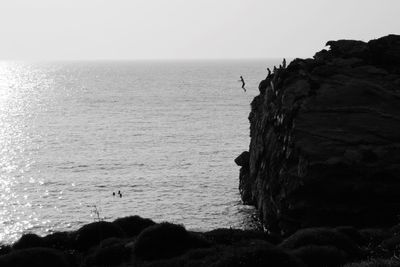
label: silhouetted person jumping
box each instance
[239,76,246,92]
[267,68,271,77]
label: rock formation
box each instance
[237,34,400,235]
[3,215,400,266]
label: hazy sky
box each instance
[0,0,398,60]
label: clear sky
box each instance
[0,0,398,60]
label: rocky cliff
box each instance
[236,34,400,235]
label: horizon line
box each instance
[0,56,300,63]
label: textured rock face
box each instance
[237,35,400,235]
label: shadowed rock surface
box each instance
[0,247,72,267]
[113,215,156,237]
[133,222,210,261]
[237,34,400,235]
[12,233,46,250]
[291,245,348,267]
[280,227,362,258]
[1,216,400,266]
[75,221,125,251]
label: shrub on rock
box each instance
[75,221,125,251]
[113,215,155,237]
[133,222,210,261]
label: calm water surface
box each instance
[0,60,279,243]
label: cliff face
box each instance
[236,35,400,235]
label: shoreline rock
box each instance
[2,215,400,266]
[237,34,400,235]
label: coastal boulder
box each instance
[133,222,210,261]
[83,238,131,267]
[0,248,71,267]
[211,244,305,267]
[280,228,362,257]
[43,231,76,250]
[113,215,156,237]
[12,233,45,250]
[204,228,280,245]
[238,34,400,234]
[75,221,125,251]
[291,245,348,267]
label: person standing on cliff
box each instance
[239,76,246,92]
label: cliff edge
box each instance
[236,34,400,235]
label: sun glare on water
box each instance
[0,62,55,243]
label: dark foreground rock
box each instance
[2,215,400,266]
[0,247,72,267]
[237,34,400,235]
[133,222,210,261]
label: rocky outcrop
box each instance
[4,215,400,266]
[237,34,400,235]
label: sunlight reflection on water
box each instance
[0,60,277,244]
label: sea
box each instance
[0,59,280,244]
